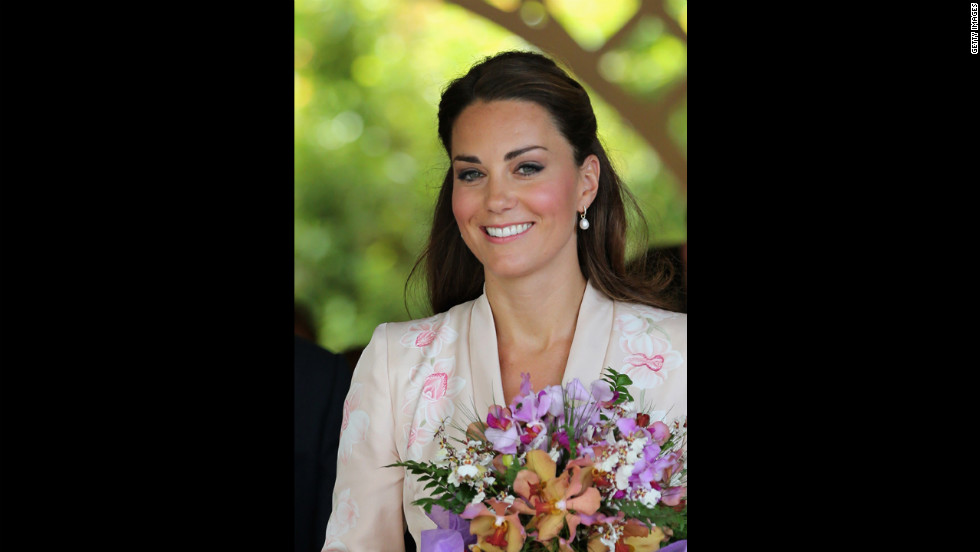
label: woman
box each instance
[322,50,686,551]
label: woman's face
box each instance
[450,100,598,283]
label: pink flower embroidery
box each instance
[323,488,357,551]
[620,334,683,389]
[404,357,466,426]
[404,422,435,460]
[338,383,369,464]
[422,372,449,402]
[399,313,458,358]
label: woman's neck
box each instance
[484,271,587,352]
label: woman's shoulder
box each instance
[613,299,686,324]
[610,299,687,342]
[382,297,478,333]
[371,296,480,355]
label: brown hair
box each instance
[407,50,682,316]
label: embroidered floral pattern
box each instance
[404,421,435,461]
[615,310,684,389]
[339,383,370,465]
[399,313,458,358]
[399,312,467,462]
[403,357,466,426]
[322,488,358,551]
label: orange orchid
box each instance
[460,498,525,552]
[586,519,668,552]
[512,449,602,544]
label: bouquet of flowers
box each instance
[389,369,687,552]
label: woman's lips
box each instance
[482,222,533,242]
[483,222,533,238]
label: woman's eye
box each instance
[456,169,483,182]
[516,163,543,176]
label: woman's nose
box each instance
[485,174,516,213]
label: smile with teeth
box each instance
[484,223,532,238]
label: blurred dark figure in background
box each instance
[295,302,318,342]
[295,335,352,552]
[628,243,687,313]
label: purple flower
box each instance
[589,379,615,403]
[554,429,570,451]
[564,378,591,402]
[486,405,511,430]
[484,405,520,454]
[512,390,551,424]
[616,417,644,437]
[485,424,519,454]
[648,450,683,482]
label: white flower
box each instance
[615,463,633,490]
[599,454,619,474]
[598,522,622,548]
[638,487,663,508]
[433,443,449,462]
[548,446,561,463]
[627,436,647,464]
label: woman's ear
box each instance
[578,154,600,207]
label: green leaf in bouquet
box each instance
[501,454,526,487]
[610,499,687,537]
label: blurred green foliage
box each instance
[295,0,687,353]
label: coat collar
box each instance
[467,280,615,410]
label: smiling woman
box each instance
[323,51,687,552]
[295,0,687,357]
[449,99,596,285]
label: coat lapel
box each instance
[467,291,506,413]
[563,280,615,386]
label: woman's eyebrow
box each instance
[504,145,547,161]
[452,146,549,164]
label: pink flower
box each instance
[661,485,687,506]
[422,372,449,402]
[620,334,682,389]
[399,314,458,358]
[485,405,520,454]
[323,488,358,550]
[648,420,671,446]
[404,357,466,426]
[338,384,369,464]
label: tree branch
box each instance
[444,0,686,195]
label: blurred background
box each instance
[295,0,687,356]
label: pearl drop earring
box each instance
[579,207,590,230]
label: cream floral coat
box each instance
[322,281,687,551]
